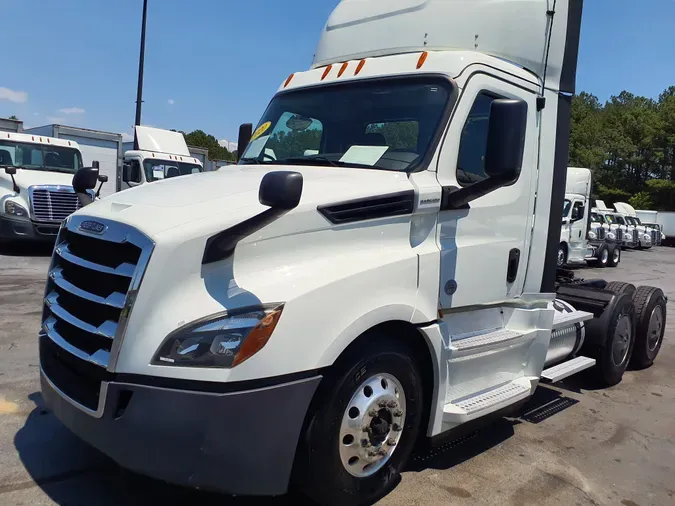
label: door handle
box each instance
[507,248,521,283]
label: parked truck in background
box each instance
[38,1,668,505]
[119,126,204,191]
[594,200,638,249]
[614,202,653,249]
[0,132,102,243]
[636,209,672,246]
[559,167,620,268]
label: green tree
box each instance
[182,130,235,161]
[629,192,653,210]
[8,115,18,120]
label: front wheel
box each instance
[294,339,423,506]
[607,244,621,267]
[593,244,609,268]
[557,244,567,268]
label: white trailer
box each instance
[39,1,667,504]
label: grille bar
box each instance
[30,186,82,222]
[55,244,136,277]
[45,292,118,339]
[49,267,126,308]
[42,318,110,368]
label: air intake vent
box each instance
[318,190,415,224]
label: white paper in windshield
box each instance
[339,145,388,166]
[244,135,270,158]
[152,166,165,179]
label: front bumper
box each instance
[0,214,59,241]
[41,352,322,496]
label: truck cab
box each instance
[120,126,203,191]
[614,202,654,249]
[0,132,87,242]
[38,1,667,504]
[559,167,620,268]
[595,202,637,249]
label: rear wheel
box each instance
[630,286,667,369]
[593,244,609,268]
[607,244,621,267]
[604,281,635,295]
[584,293,635,386]
[557,244,567,268]
[294,338,423,506]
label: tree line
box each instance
[569,86,675,211]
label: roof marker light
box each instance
[417,51,429,69]
[321,64,333,80]
[284,73,295,88]
[338,62,349,78]
[39,137,43,142]
[355,59,366,75]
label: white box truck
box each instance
[0,132,104,243]
[559,167,620,268]
[39,1,667,504]
[119,126,203,191]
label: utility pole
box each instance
[134,0,148,126]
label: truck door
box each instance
[561,198,572,244]
[436,73,537,308]
[569,200,587,250]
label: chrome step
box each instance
[443,377,533,423]
[452,328,523,351]
[541,356,596,383]
[552,308,594,330]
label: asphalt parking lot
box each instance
[1,243,674,506]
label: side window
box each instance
[365,121,419,151]
[456,92,502,186]
[571,201,584,221]
[129,160,141,182]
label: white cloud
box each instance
[121,131,134,142]
[218,139,237,152]
[59,106,85,114]
[167,99,175,105]
[46,116,65,124]
[0,87,28,103]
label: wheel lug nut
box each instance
[378,449,387,456]
[368,409,378,417]
[393,410,403,417]
[362,426,369,433]
[387,439,397,446]
[387,400,397,408]
[392,423,402,431]
[361,439,370,447]
[378,400,388,408]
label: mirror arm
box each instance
[441,173,513,211]
[9,174,20,194]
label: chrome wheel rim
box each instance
[647,305,664,352]
[613,248,620,263]
[612,315,632,366]
[557,248,565,267]
[338,373,406,478]
[601,248,609,263]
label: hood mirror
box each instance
[286,115,313,132]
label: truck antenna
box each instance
[135,0,148,126]
[539,0,557,109]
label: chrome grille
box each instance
[632,229,639,244]
[40,216,153,412]
[30,186,82,223]
[597,227,606,240]
[651,229,659,245]
[615,228,623,242]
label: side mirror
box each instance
[237,123,253,161]
[4,167,19,193]
[571,206,585,221]
[72,167,99,207]
[259,171,303,210]
[484,99,528,181]
[122,163,132,182]
[98,174,108,183]
[4,167,16,176]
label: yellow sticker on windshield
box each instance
[251,121,272,141]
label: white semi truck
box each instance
[559,167,620,268]
[119,125,203,191]
[0,132,104,243]
[614,202,653,249]
[39,1,667,505]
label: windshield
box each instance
[563,199,571,218]
[615,215,626,225]
[604,214,615,224]
[143,159,202,182]
[240,77,453,172]
[634,217,642,225]
[591,212,604,224]
[0,140,82,174]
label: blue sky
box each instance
[1,0,673,149]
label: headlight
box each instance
[153,304,284,368]
[607,232,616,241]
[588,231,597,240]
[4,200,28,217]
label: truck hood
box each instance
[1,169,75,191]
[76,165,412,238]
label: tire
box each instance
[584,293,635,386]
[593,244,609,268]
[604,281,635,295]
[607,244,621,267]
[630,286,667,369]
[557,244,567,268]
[294,338,424,506]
